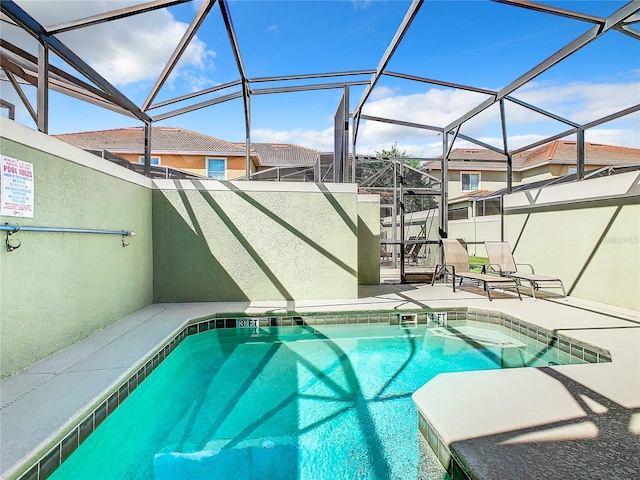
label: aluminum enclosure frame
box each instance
[1,0,639,280]
[2,0,637,178]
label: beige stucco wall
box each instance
[446,170,506,199]
[357,194,381,285]
[152,180,359,302]
[0,119,153,378]
[519,165,555,184]
[504,171,640,311]
[419,169,504,200]
[448,215,502,257]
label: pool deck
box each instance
[1,280,639,480]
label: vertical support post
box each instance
[352,143,357,183]
[577,128,585,180]
[37,42,48,133]
[400,158,406,283]
[391,161,398,268]
[343,86,349,183]
[499,99,512,194]
[245,89,252,180]
[440,133,449,266]
[506,153,513,194]
[472,199,477,256]
[500,195,505,242]
[144,121,152,178]
[314,156,320,183]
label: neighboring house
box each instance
[438,141,640,222]
[428,140,640,200]
[54,126,260,180]
[381,141,640,254]
[247,143,319,168]
[54,127,322,180]
[240,142,320,181]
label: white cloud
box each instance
[368,85,397,101]
[355,80,640,153]
[361,88,489,128]
[512,80,640,125]
[355,139,444,159]
[585,127,640,148]
[57,9,215,87]
[253,127,335,152]
[351,0,373,10]
[251,77,639,157]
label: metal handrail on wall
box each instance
[2,223,136,252]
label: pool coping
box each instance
[8,308,609,480]
[1,285,638,480]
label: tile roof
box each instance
[53,129,639,172]
[520,141,640,167]
[236,143,320,166]
[54,127,320,166]
[423,159,508,171]
[433,141,640,171]
[53,127,245,154]
[449,189,496,203]
[445,148,507,162]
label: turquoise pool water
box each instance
[50,323,562,480]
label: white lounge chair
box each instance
[484,241,566,299]
[432,239,522,301]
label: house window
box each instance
[461,172,480,191]
[207,158,226,180]
[475,198,501,217]
[449,207,469,221]
[138,156,161,165]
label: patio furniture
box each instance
[484,241,566,299]
[405,236,425,265]
[432,239,522,301]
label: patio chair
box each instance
[404,236,425,265]
[484,241,566,299]
[431,238,522,301]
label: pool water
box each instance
[50,323,563,480]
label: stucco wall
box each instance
[357,194,381,285]
[448,215,502,257]
[447,170,506,199]
[152,180,359,302]
[503,171,640,311]
[380,170,639,311]
[0,119,153,378]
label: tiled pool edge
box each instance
[416,307,612,480]
[13,308,612,480]
[463,307,612,364]
[11,325,192,480]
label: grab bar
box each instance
[2,223,136,252]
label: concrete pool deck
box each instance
[1,281,639,479]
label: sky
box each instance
[1,0,639,158]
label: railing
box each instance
[2,223,136,252]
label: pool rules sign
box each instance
[1,155,34,218]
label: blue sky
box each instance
[2,0,639,157]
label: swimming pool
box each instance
[48,321,580,480]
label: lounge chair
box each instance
[432,238,522,301]
[404,236,425,264]
[484,241,566,299]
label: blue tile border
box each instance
[16,308,611,480]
